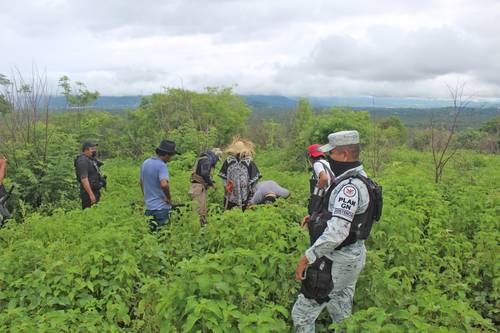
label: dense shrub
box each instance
[0,142,498,332]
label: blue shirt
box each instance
[140,157,171,211]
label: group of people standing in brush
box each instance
[72,130,382,332]
[74,137,290,230]
[1,127,382,331]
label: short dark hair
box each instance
[336,144,360,160]
[309,155,323,162]
[82,141,97,152]
[155,148,171,157]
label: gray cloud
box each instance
[0,0,499,97]
[296,26,486,81]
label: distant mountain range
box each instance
[47,94,500,111]
[243,95,500,110]
[49,96,143,110]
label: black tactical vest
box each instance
[308,171,381,250]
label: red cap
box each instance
[307,144,324,158]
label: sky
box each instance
[1,0,499,98]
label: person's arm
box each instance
[158,164,171,204]
[317,171,329,189]
[160,179,171,204]
[139,165,144,195]
[313,162,330,189]
[77,158,96,203]
[81,177,96,204]
[0,156,6,184]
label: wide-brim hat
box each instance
[225,140,255,158]
[156,140,180,155]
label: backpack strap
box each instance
[317,160,335,187]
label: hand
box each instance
[164,197,171,204]
[300,215,310,229]
[225,181,234,193]
[89,193,97,204]
[295,255,309,281]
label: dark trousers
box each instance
[145,209,171,232]
[80,186,101,210]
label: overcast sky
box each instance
[1,0,499,98]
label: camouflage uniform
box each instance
[292,165,369,332]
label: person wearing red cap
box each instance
[301,144,336,228]
[307,144,334,196]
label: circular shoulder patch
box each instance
[343,184,357,197]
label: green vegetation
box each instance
[0,150,498,332]
[0,76,498,332]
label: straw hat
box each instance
[225,137,255,159]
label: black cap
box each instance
[156,140,180,155]
[82,141,98,152]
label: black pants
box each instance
[80,186,101,210]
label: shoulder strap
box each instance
[317,160,335,182]
[334,169,359,184]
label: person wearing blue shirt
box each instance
[140,140,179,231]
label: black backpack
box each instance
[354,175,383,239]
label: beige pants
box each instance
[188,183,207,224]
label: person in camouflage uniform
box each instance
[292,131,369,332]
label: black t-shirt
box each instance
[75,154,101,189]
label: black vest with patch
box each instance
[308,171,382,249]
[301,170,383,303]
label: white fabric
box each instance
[312,160,333,189]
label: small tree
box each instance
[286,98,313,170]
[0,68,51,163]
[366,121,388,177]
[58,76,99,109]
[430,82,471,183]
[58,76,99,138]
[0,74,11,114]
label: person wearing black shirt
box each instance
[75,142,105,209]
[189,148,221,226]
